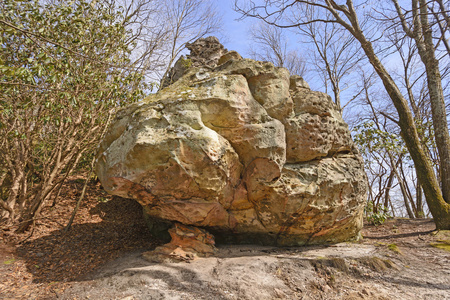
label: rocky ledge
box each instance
[95,37,367,261]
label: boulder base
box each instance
[143,223,216,262]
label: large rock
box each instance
[96,37,367,257]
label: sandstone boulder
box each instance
[96,37,367,260]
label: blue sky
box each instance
[218,1,253,56]
[208,1,366,112]
[215,2,321,89]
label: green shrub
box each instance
[365,202,390,226]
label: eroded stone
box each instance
[142,223,216,262]
[96,37,367,255]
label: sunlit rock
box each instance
[96,37,367,259]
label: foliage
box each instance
[0,0,146,229]
[365,201,390,226]
[353,119,438,170]
[353,122,407,157]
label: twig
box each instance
[64,165,93,232]
[380,111,399,125]
[64,111,113,231]
[19,226,35,244]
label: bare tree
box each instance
[361,73,417,218]
[248,22,307,76]
[392,0,450,207]
[387,27,438,218]
[235,0,450,229]
[119,0,170,79]
[158,0,223,89]
[429,0,450,56]
[296,17,364,108]
[101,0,223,88]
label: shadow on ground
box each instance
[16,197,162,283]
[363,218,436,240]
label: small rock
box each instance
[289,75,310,89]
[218,50,242,65]
[142,223,216,263]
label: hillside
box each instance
[1,179,449,299]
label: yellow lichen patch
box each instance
[430,242,450,252]
[432,230,450,242]
[387,243,402,255]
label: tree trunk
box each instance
[416,178,424,217]
[16,164,61,233]
[389,154,415,218]
[384,170,395,209]
[16,187,49,233]
[0,167,24,223]
[346,9,450,228]
[416,0,450,204]
[363,47,449,228]
[399,159,419,216]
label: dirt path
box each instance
[60,220,450,300]
[1,180,449,299]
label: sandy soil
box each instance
[1,179,449,299]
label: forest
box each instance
[2,0,449,232]
[0,0,449,298]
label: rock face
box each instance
[96,37,367,257]
[161,36,228,88]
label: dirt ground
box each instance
[1,179,449,299]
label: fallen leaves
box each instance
[0,177,163,299]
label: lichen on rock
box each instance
[95,37,368,261]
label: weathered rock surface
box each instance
[161,36,228,88]
[142,223,216,263]
[60,220,450,300]
[96,37,367,257]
